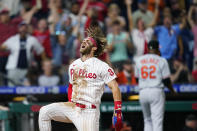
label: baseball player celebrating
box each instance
[134,40,176,131]
[39,24,123,131]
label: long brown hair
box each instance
[86,22,107,57]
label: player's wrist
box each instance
[114,101,122,110]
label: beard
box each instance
[80,46,92,55]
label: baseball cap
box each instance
[18,21,27,27]
[148,40,159,50]
[138,0,147,3]
[0,9,9,15]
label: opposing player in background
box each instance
[38,23,123,131]
[134,40,176,131]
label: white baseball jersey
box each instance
[69,57,116,106]
[39,57,117,131]
[135,54,170,89]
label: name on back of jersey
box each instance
[140,58,159,65]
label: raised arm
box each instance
[179,10,187,30]
[147,0,159,27]
[22,0,42,24]
[72,0,89,35]
[47,0,60,34]
[125,0,133,32]
[78,0,89,18]
[188,5,195,28]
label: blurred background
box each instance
[0,0,197,131]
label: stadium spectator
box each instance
[38,59,60,86]
[0,21,44,86]
[84,6,104,35]
[0,0,21,16]
[31,0,49,19]
[33,18,52,58]
[154,12,186,65]
[69,2,87,38]
[170,59,191,84]
[47,0,66,35]
[166,0,185,24]
[116,60,136,85]
[67,1,89,59]
[188,2,197,62]
[0,4,38,85]
[105,3,126,33]
[47,0,68,67]
[182,114,197,131]
[23,66,40,86]
[50,0,89,66]
[132,0,154,28]
[126,0,159,61]
[107,20,132,71]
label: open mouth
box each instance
[82,45,85,48]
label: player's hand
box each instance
[112,109,123,131]
[172,90,178,96]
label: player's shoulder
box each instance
[149,54,168,65]
[92,57,109,67]
[159,57,168,65]
[69,58,81,67]
[135,55,146,63]
[135,54,163,62]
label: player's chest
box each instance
[70,64,101,80]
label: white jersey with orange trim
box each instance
[134,54,170,90]
[135,53,171,131]
[68,57,116,106]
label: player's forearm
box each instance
[163,78,176,93]
[111,84,122,101]
[167,84,176,94]
[107,79,122,103]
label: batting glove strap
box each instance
[112,109,123,131]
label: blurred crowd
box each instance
[0,0,197,86]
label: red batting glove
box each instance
[112,101,123,131]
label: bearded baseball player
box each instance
[134,40,176,131]
[38,24,123,131]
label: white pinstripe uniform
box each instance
[135,54,170,131]
[39,57,116,131]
